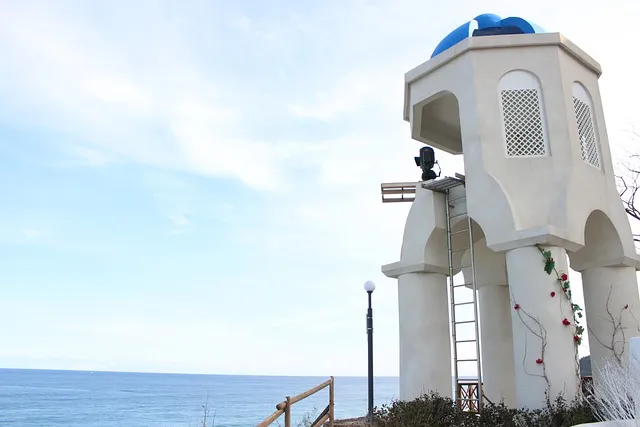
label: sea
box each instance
[0,369,399,427]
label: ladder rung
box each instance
[450,229,469,236]
[458,265,471,269]
[452,283,470,288]
[449,195,466,202]
[450,247,470,254]
[456,339,477,343]
[455,320,477,325]
[457,358,478,362]
[450,212,468,219]
[454,301,475,306]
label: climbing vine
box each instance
[588,285,628,363]
[511,245,584,388]
[512,297,550,395]
[536,245,585,348]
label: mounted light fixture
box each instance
[414,146,441,181]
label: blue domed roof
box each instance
[431,13,546,58]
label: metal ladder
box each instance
[444,187,483,412]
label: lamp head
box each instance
[364,280,376,293]
[415,146,438,181]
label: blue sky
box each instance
[1,0,639,377]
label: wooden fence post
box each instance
[329,376,335,427]
[284,396,291,427]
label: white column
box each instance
[506,246,579,409]
[398,272,452,400]
[582,266,640,377]
[479,284,516,407]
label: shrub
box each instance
[589,355,640,422]
[372,392,597,427]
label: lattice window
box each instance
[500,89,547,157]
[573,96,600,168]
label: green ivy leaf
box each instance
[544,261,555,275]
[578,312,583,318]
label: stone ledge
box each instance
[381,261,448,278]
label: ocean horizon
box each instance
[0,368,400,426]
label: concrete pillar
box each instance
[506,245,579,409]
[478,284,516,407]
[462,238,515,406]
[581,266,640,377]
[398,272,452,400]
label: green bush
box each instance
[372,392,597,427]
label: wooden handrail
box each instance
[258,377,335,427]
[259,408,285,426]
[276,378,333,409]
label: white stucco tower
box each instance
[382,26,640,410]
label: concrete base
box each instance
[398,272,452,400]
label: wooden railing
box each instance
[380,181,419,203]
[457,382,484,413]
[258,377,335,427]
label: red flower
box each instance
[561,273,568,281]
[562,318,571,326]
[514,304,520,310]
[573,335,580,343]
[625,304,629,310]
[563,288,567,293]
[536,358,543,364]
[550,292,556,297]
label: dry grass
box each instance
[333,417,368,426]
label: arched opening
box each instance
[451,217,485,274]
[569,210,625,269]
[413,90,463,155]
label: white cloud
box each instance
[80,75,152,112]
[167,212,193,235]
[0,2,290,192]
[22,228,42,238]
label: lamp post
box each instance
[364,280,376,421]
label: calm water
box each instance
[0,369,399,426]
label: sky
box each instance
[1,0,640,378]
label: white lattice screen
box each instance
[500,89,547,157]
[573,96,600,168]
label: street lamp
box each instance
[364,280,376,421]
